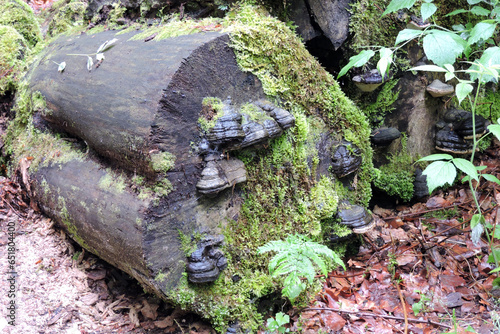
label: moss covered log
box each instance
[8,4,374,331]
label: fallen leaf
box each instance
[321,311,346,332]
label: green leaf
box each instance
[467,0,484,4]
[488,248,500,263]
[471,217,484,245]
[446,9,469,17]
[476,165,488,171]
[417,153,453,162]
[469,46,500,82]
[337,50,375,78]
[488,123,500,140]
[382,0,417,16]
[452,158,478,180]
[482,173,500,185]
[422,30,466,66]
[470,5,491,16]
[468,21,497,46]
[490,267,500,273]
[395,29,423,45]
[455,82,474,105]
[422,160,457,194]
[421,3,437,21]
[377,48,393,79]
[409,64,448,72]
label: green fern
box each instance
[257,234,345,302]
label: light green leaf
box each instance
[417,153,453,162]
[422,160,457,194]
[382,0,417,16]
[96,53,105,61]
[488,123,500,140]
[452,158,479,180]
[489,267,500,273]
[483,173,500,185]
[421,3,437,21]
[423,30,466,66]
[86,56,93,72]
[446,9,469,17]
[471,219,484,245]
[455,82,474,105]
[468,22,497,46]
[57,61,66,73]
[470,5,491,16]
[395,29,423,46]
[467,0,484,4]
[476,165,488,171]
[470,47,500,82]
[488,248,500,263]
[445,71,455,81]
[409,64,448,72]
[444,64,454,72]
[96,38,118,53]
[377,48,393,79]
[337,49,375,78]
[452,24,466,31]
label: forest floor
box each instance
[1,143,500,334]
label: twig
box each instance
[303,307,452,329]
[381,200,473,221]
[395,282,408,334]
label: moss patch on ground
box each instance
[373,134,415,202]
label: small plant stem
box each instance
[468,76,499,269]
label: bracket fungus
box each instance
[331,141,362,178]
[186,235,228,284]
[426,79,454,98]
[370,127,401,146]
[336,201,374,234]
[352,69,389,92]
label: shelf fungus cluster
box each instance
[186,235,228,284]
[196,99,295,196]
[435,109,487,154]
[336,200,374,234]
[331,141,362,178]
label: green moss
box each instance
[460,87,500,123]
[358,79,400,125]
[0,0,42,47]
[0,25,27,94]
[155,270,166,283]
[58,196,92,251]
[98,171,127,193]
[348,0,397,54]
[178,230,203,256]
[45,1,87,37]
[129,16,224,41]
[198,97,224,132]
[152,178,173,197]
[373,134,415,201]
[240,102,273,123]
[150,151,175,173]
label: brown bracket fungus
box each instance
[370,127,401,146]
[186,235,228,284]
[352,69,388,92]
[336,200,374,234]
[443,108,486,139]
[435,129,473,154]
[204,99,295,151]
[407,15,430,30]
[331,141,362,178]
[426,79,454,98]
[196,156,247,196]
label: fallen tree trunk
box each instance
[11,14,374,329]
[29,30,265,175]
[23,30,269,294]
